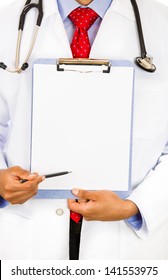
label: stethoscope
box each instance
[0,0,156,73]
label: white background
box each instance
[0,0,168,8]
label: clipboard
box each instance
[31,59,134,199]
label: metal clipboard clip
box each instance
[57,58,111,73]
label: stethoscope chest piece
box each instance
[135,56,156,73]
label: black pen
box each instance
[20,171,72,183]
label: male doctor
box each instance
[0,0,168,260]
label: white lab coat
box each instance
[0,0,168,259]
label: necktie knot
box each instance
[69,7,98,31]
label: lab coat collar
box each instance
[43,0,135,22]
[43,0,59,19]
[109,0,135,21]
[57,0,113,21]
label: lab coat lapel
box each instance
[39,0,72,58]
[18,0,72,63]
[49,13,72,58]
[90,0,136,59]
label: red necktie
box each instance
[69,7,98,223]
[69,7,99,58]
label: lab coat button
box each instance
[56,208,64,216]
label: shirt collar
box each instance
[57,0,113,21]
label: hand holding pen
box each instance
[0,166,44,204]
[0,166,71,205]
[20,171,72,183]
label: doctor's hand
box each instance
[0,166,45,204]
[68,189,139,221]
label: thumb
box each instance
[10,166,39,181]
[72,189,96,200]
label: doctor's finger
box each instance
[78,199,88,204]
[7,189,39,204]
[68,199,86,214]
[3,175,44,193]
[2,183,39,204]
[9,166,33,179]
[71,189,98,201]
[11,171,42,183]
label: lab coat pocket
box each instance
[131,79,168,186]
[133,79,168,140]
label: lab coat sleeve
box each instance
[127,145,168,239]
[0,94,9,169]
[126,2,168,239]
[0,94,10,207]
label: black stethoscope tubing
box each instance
[131,0,147,59]
[19,0,43,31]
[0,0,156,73]
[131,0,156,72]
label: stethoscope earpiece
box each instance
[135,56,156,73]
